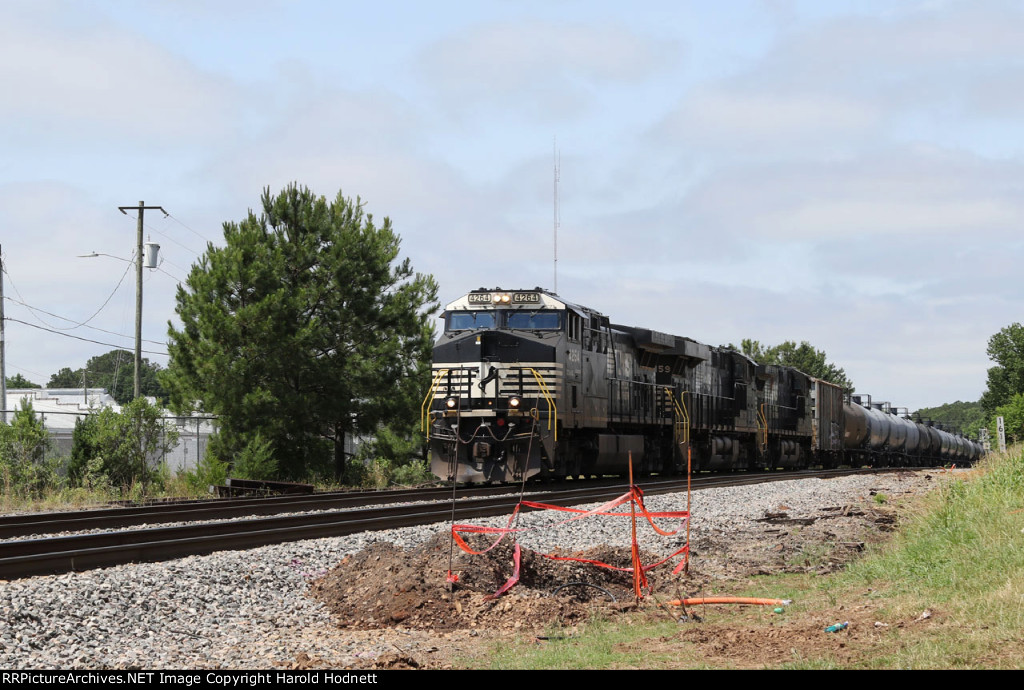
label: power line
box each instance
[152,253,191,279]
[167,212,215,246]
[5,363,48,381]
[155,265,186,284]
[145,219,201,257]
[2,253,135,332]
[4,317,169,356]
[122,210,201,257]
[3,296,167,346]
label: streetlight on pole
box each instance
[79,200,166,401]
[117,202,166,400]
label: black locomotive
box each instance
[423,288,982,483]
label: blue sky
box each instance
[2,0,1022,411]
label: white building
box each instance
[1,388,213,473]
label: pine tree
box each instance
[161,184,438,480]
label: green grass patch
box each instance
[466,449,1024,669]
[835,449,1024,668]
[476,614,711,670]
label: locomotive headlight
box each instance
[495,293,511,304]
[509,396,521,408]
[445,397,458,409]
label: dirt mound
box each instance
[302,473,942,669]
[310,532,675,632]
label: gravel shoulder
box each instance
[0,470,943,669]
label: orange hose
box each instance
[666,597,791,607]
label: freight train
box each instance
[423,288,983,483]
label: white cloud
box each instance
[681,148,1024,241]
[0,3,240,146]
[652,2,1024,156]
[418,20,679,119]
[750,2,1024,119]
[659,89,882,150]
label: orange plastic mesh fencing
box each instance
[450,484,690,599]
[484,543,522,601]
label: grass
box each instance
[483,613,718,670]
[836,449,1024,668]
[0,464,216,514]
[0,456,433,515]
[465,448,1024,669]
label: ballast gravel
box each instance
[0,471,941,669]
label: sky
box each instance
[1,0,1021,412]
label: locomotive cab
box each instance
[427,288,569,483]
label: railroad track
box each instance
[0,467,912,580]
[0,484,526,539]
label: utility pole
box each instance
[118,201,166,400]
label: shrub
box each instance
[68,398,180,491]
[230,432,278,480]
[187,448,229,495]
[0,399,58,497]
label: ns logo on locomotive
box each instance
[423,288,983,484]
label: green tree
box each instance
[5,374,40,389]
[980,323,1024,416]
[351,421,429,487]
[68,398,179,489]
[733,338,767,361]
[161,184,438,481]
[913,400,985,438]
[47,349,167,404]
[988,393,1024,446]
[0,398,55,495]
[726,339,853,391]
[47,367,80,388]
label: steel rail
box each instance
[0,484,528,539]
[0,467,914,580]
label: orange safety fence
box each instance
[485,543,522,601]
[449,483,690,599]
[666,597,792,607]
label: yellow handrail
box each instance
[527,367,557,441]
[757,403,768,448]
[665,389,690,444]
[680,390,690,444]
[420,368,449,439]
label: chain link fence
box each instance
[21,409,214,474]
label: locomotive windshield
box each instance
[507,311,561,330]
[447,311,497,331]
[445,309,563,332]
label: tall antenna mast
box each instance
[553,139,560,294]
